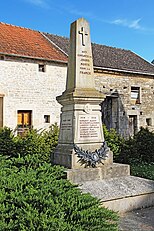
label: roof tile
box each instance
[0,23,67,62]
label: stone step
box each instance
[66,163,130,184]
[79,176,154,213]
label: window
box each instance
[17,110,32,135]
[38,64,46,72]
[146,118,152,126]
[0,55,5,60]
[44,115,50,123]
[131,86,140,104]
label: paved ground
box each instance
[119,207,154,231]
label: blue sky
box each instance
[1,0,154,62]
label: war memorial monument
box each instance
[54,18,154,212]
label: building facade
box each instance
[1,22,154,137]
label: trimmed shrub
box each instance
[0,125,119,231]
[0,158,119,231]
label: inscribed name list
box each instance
[78,114,100,141]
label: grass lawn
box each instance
[131,163,154,181]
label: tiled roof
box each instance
[44,33,154,75]
[0,23,67,62]
[44,33,69,56]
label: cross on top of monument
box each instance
[79,26,88,46]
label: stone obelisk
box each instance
[54,18,112,169]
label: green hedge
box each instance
[103,125,154,164]
[0,125,119,231]
[0,159,118,230]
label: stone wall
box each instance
[1,57,154,137]
[0,59,67,131]
[94,71,154,137]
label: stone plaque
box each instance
[59,114,73,142]
[78,114,100,141]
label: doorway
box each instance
[129,115,137,137]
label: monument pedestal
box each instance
[54,89,114,169]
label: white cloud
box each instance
[111,18,143,30]
[62,5,146,32]
[129,19,141,29]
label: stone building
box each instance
[1,22,154,137]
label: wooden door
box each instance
[17,110,32,135]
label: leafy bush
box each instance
[103,125,154,164]
[134,127,154,163]
[0,124,59,169]
[0,157,118,231]
[0,125,119,231]
[43,123,59,152]
[118,127,154,164]
[103,124,124,161]
[0,127,17,157]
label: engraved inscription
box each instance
[59,115,73,143]
[77,51,92,76]
[79,115,100,140]
[61,118,72,131]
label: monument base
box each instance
[66,163,130,183]
[53,143,113,169]
[79,176,154,213]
